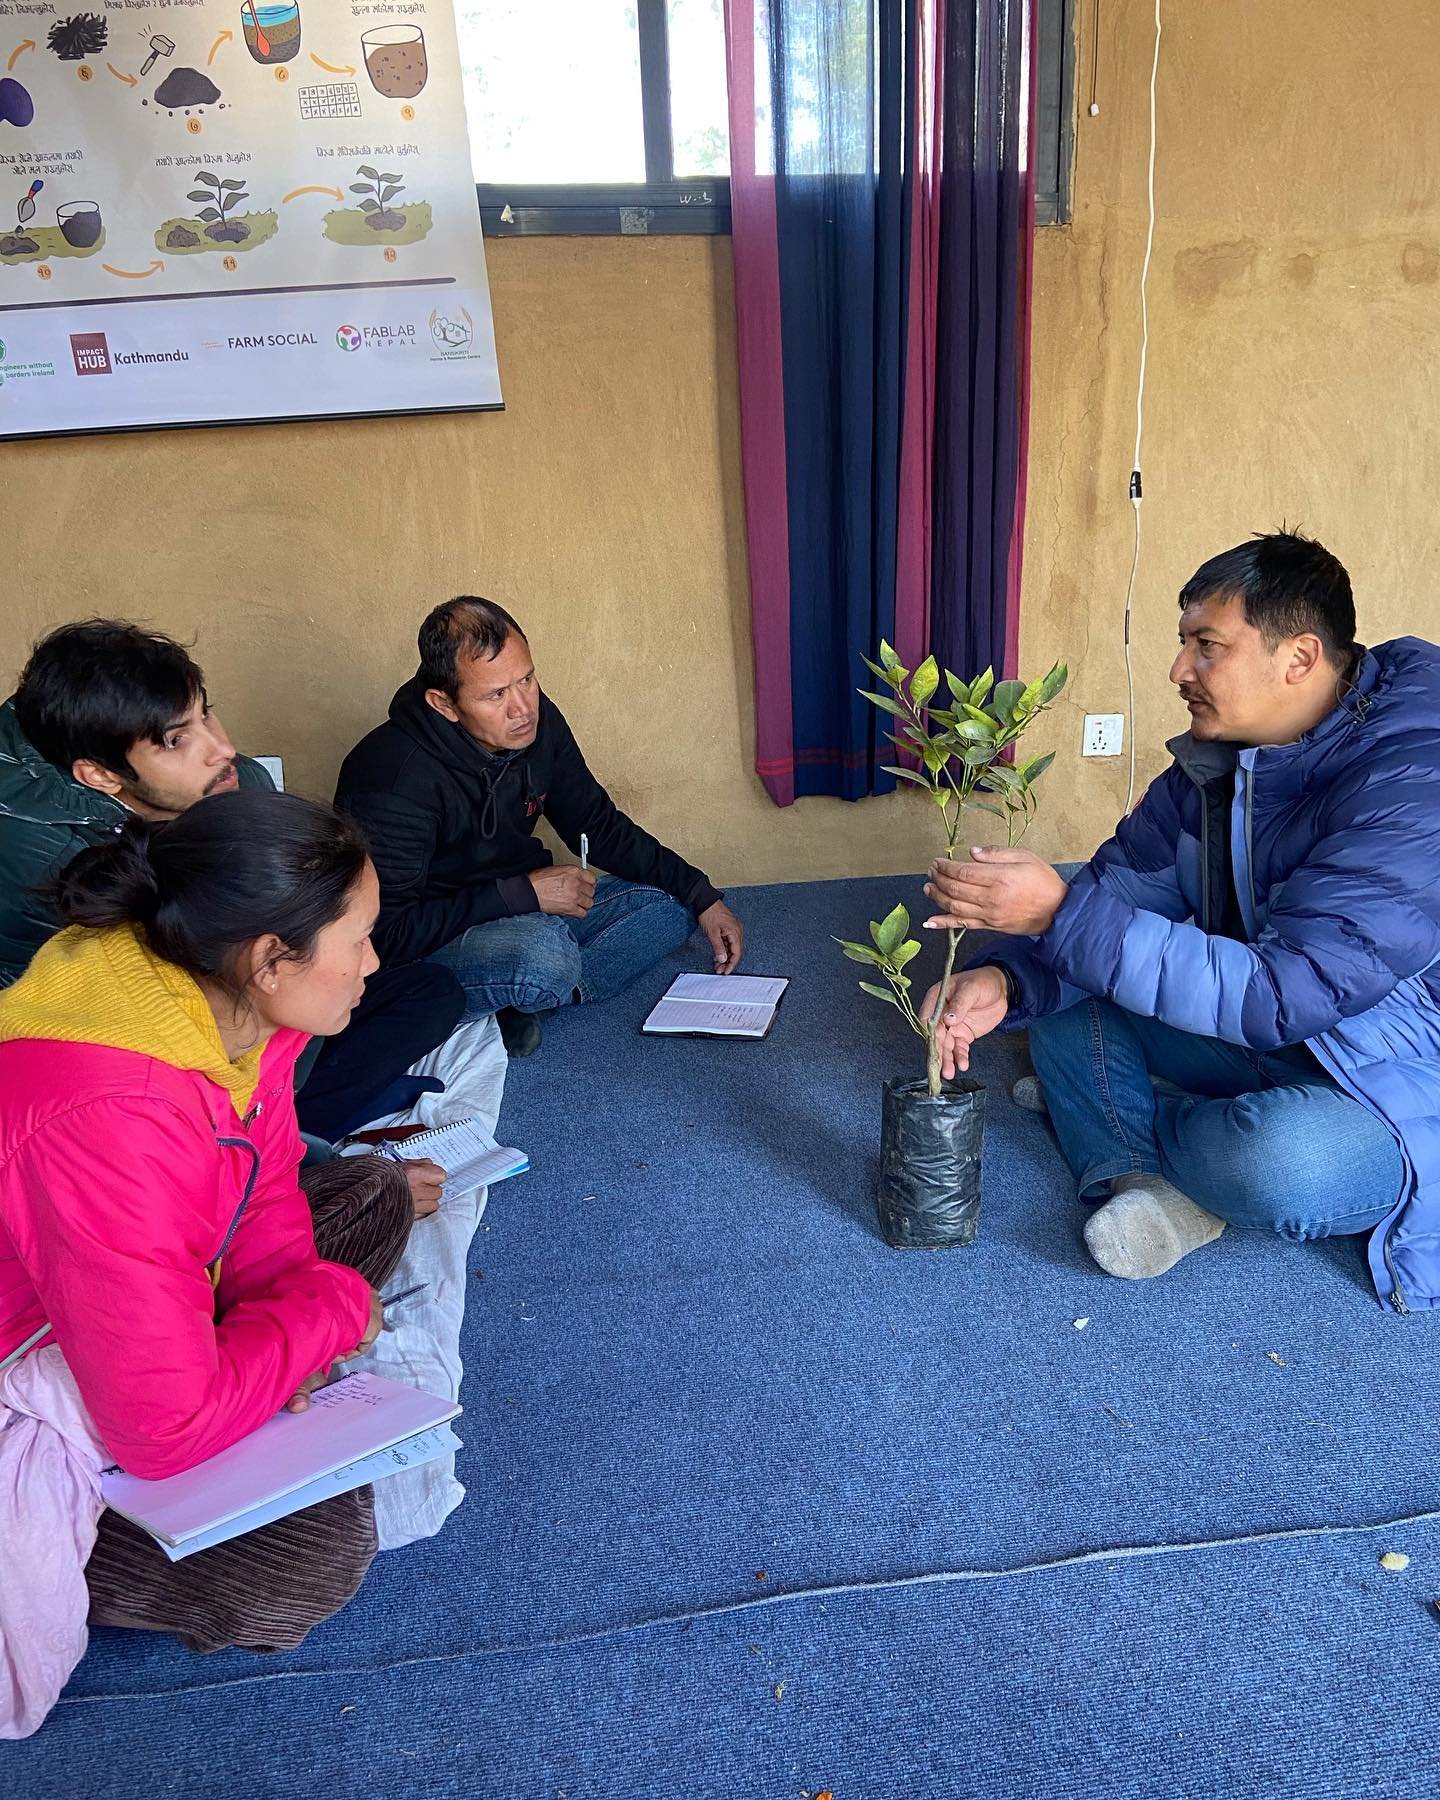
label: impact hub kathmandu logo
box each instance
[70,332,112,376]
[335,324,363,352]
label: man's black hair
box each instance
[418,596,525,699]
[14,619,204,776]
[1179,530,1356,665]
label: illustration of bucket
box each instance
[57,200,103,248]
[361,24,427,99]
[242,0,302,65]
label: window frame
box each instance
[475,0,733,237]
[472,0,1072,238]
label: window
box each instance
[459,1,1073,237]
[462,1,733,237]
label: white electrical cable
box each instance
[1120,0,1161,816]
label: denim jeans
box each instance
[1027,999,1404,1241]
[428,878,696,1020]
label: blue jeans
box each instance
[429,878,696,1020]
[1028,999,1404,1240]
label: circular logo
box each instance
[335,324,363,352]
[429,307,473,354]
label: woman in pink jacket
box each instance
[0,788,415,1652]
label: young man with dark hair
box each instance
[919,531,1440,1310]
[0,620,462,1142]
[335,596,745,1056]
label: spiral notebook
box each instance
[375,1118,529,1197]
[642,973,789,1039]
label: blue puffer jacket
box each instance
[995,638,1440,1313]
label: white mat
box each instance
[346,1012,507,1549]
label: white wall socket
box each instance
[1082,713,1125,758]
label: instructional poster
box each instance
[0,0,501,436]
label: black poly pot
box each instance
[875,1075,986,1249]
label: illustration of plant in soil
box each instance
[323,164,432,247]
[1,181,106,263]
[155,170,277,254]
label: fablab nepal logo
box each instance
[335,321,418,352]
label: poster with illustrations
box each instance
[0,0,500,436]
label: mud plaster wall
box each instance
[2,0,1437,884]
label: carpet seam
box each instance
[59,1501,1440,1709]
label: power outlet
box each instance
[1082,713,1125,758]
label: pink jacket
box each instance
[0,1031,372,1479]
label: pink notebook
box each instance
[101,1371,461,1547]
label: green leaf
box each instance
[881,764,931,788]
[196,171,221,187]
[951,718,996,744]
[1039,663,1069,704]
[960,705,997,729]
[892,939,922,972]
[877,641,909,682]
[380,185,403,204]
[1020,750,1056,782]
[980,764,1023,793]
[969,667,995,707]
[186,190,214,204]
[909,655,939,710]
[1016,676,1046,716]
[860,655,899,688]
[196,207,222,222]
[944,670,970,706]
[991,679,1026,722]
[860,689,909,720]
[380,172,403,184]
[964,800,1007,820]
[349,182,374,194]
[221,178,246,191]
[871,903,911,957]
[359,199,380,212]
[358,164,380,180]
[858,981,899,1007]
[836,939,885,965]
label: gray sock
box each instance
[1012,1075,1049,1115]
[1083,1174,1226,1279]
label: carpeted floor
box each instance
[14,877,1440,1797]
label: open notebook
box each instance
[642,972,789,1039]
[376,1118,529,1196]
[100,1371,462,1561]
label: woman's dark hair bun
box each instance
[44,789,369,997]
[50,817,162,928]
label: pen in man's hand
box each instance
[580,833,589,872]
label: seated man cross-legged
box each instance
[922,530,1440,1310]
[335,597,745,1056]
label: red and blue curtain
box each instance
[725,0,1037,806]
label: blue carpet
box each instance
[13,877,1440,1796]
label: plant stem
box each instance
[924,925,964,1098]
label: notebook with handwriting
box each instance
[642,972,789,1038]
[377,1118,529,1196]
[100,1371,461,1552]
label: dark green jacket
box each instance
[0,696,274,986]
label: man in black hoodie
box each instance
[335,597,745,1057]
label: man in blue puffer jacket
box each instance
[920,531,1440,1312]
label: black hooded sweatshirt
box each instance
[335,676,722,966]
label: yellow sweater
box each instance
[0,923,266,1113]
